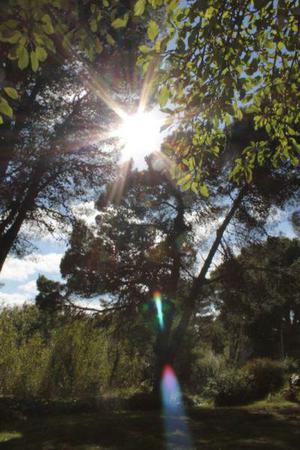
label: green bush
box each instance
[206,368,254,406]
[244,358,285,400]
[190,349,226,394]
[205,358,285,406]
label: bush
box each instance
[190,350,226,394]
[244,358,285,400]
[205,358,285,406]
[206,368,254,406]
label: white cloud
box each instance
[0,292,32,307]
[0,252,63,282]
[20,280,38,295]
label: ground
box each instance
[1,402,300,449]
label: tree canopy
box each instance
[214,237,300,361]
[136,0,300,187]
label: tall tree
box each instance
[58,121,299,391]
[0,59,116,271]
[213,237,300,361]
[0,1,150,271]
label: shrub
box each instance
[206,368,254,406]
[205,358,285,406]
[190,350,226,394]
[244,358,285,400]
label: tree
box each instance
[58,121,299,391]
[0,0,142,122]
[35,275,65,313]
[0,59,116,271]
[0,1,150,272]
[214,237,300,361]
[135,0,300,187]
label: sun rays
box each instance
[117,110,163,161]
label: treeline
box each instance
[0,306,152,400]
[1,236,300,407]
[0,305,296,406]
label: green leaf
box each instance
[90,18,97,32]
[134,0,146,16]
[277,41,284,51]
[178,173,192,186]
[30,51,39,72]
[200,184,209,197]
[191,182,198,194]
[204,6,215,19]
[158,85,169,108]
[4,87,18,100]
[95,38,103,54]
[42,35,56,53]
[182,181,191,191]
[5,19,18,28]
[41,14,54,34]
[0,115,3,124]
[0,97,13,118]
[36,46,47,62]
[166,0,179,13]
[147,20,159,41]
[17,46,29,69]
[1,30,22,44]
[112,14,129,29]
[106,33,115,46]
[139,45,150,53]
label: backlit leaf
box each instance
[134,0,146,16]
[112,14,129,29]
[42,14,54,34]
[4,87,18,100]
[147,20,159,41]
[0,97,13,118]
[158,86,169,108]
[200,184,209,197]
[31,51,39,72]
[17,46,29,69]
[36,46,47,62]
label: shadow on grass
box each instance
[1,406,300,449]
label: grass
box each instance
[0,402,300,449]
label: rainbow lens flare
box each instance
[154,291,164,329]
[161,364,193,449]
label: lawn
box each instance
[1,402,300,449]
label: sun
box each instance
[117,110,163,161]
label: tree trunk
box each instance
[152,337,175,397]
[0,183,39,272]
[166,187,247,372]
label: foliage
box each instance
[58,138,299,390]
[214,237,300,361]
[136,0,300,188]
[207,358,285,406]
[0,305,151,400]
[35,275,64,313]
[189,348,226,395]
[207,367,254,406]
[0,0,139,123]
[0,306,50,398]
[245,358,285,399]
[0,53,116,271]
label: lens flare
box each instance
[161,365,193,449]
[154,291,164,329]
